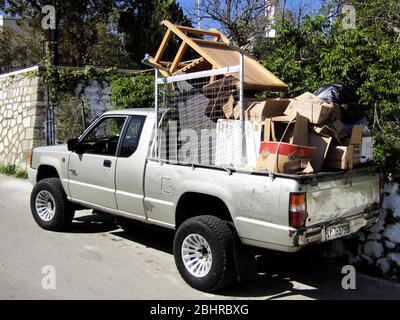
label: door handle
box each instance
[103,160,112,168]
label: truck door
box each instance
[68,116,127,209]
[114,115,147,219]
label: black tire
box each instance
[173,215,235,292]
[30,178,75,231]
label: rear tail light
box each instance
[379,179,385,207]
[289,192,306,228]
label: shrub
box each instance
[110,74,154,110]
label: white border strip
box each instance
[156,65,240,84]
[0,65,39,79]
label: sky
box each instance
[1,1,324,26]
[176,0,325,29]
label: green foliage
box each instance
[373,122,400,178]
[117,0,191,66]
[0,164,27,179]
[110,74,154,109]
[254,2,400,178]
[42,56,119,101]
[55,93,91,142]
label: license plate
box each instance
[325,223,351,241]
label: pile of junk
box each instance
[145,21,373,174]
[220,83,373,174]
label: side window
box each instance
[80,117,126,156]
[119,116,146,157]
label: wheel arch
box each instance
[37,164,60,182]
[175,192,233,228]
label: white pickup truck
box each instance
[28,108,383,292]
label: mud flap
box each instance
[233,233,257,282]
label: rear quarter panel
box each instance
[144,161,300,248]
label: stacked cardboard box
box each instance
[218,91,374,174]
[214,88,373,174]
[257,92,374,174]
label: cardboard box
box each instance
[330,119,345,137]
[291,113,309,146]
[284,93,333,125]
[325,145,354,169]
[222,95,235,119]
[340,125,363,165]
[256,141,316,173]
[248,99,290,122]
[233,98,289,121]
[350,125,362,145]
[215,119,262,167]
[263,118,272,142]
[360,136,373,163]
[308,131,332,172]
[295,92,322,103]
[312,125,335,137]
[268,113,307,146]
[284,99,332,124]
[283,159,310,174]
[270,120,293,142]
[233,102,249,120]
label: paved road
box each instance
[1,173,400,300]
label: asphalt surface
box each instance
[1,173,400,300]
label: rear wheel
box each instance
[173,215,235,292]
[30,178,75,231]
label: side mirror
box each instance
[67,138,79,152]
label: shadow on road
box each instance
[73,213,400,300]
[67,212,119,234]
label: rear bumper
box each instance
[238,209,381,253]
[293,209,381,247]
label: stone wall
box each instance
[0,67,114,171]
[327,182,400,280]
[0,69,47,170]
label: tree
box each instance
[254,0,400,178]
[0,25,43,73]
[194,0,275,47]
[0,0,117,66]
[117,0,191,67]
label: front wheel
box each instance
[173,215,235,292]
[30,178,75,231]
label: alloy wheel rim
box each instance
[181,233,212,278]
[35,190,56,221]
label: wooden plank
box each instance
[174,57,206,74]
[147,58,170,76]
[162,20,222,69]
[170,42,188,74]
[192,38,228,46]
[158,60,188,68]
[209,28,229,44]
[176,25,222,38]
[154,29,172,62]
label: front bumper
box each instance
[27,168,37,185]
